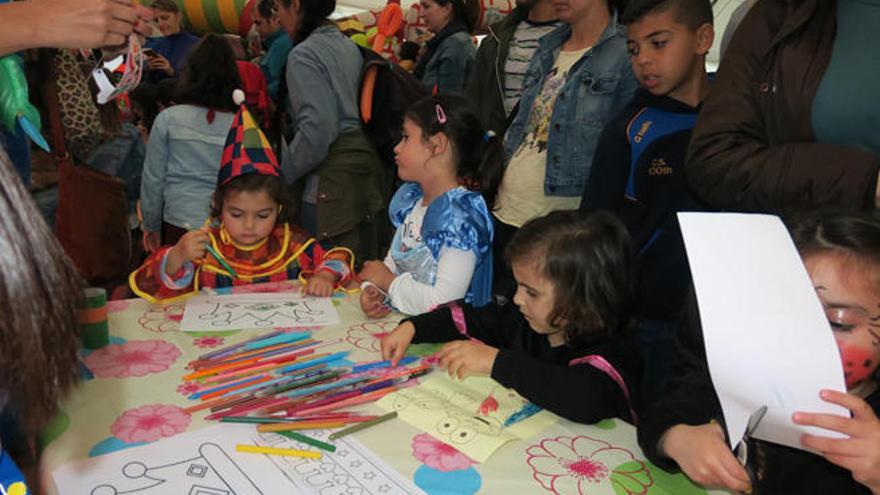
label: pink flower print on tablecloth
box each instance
[111,404,191,443]
[346,321,397,352]
[83,340,181,378]
[176,382,201,397]
[107,300,131,313]
[138,304,184,332]
[412,433,477,472]
[193,336,225,349]
[526,436,652,495]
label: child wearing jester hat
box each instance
[130,92,353,304]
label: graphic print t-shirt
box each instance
[495,47,590,227]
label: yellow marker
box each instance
[235,444,322,459]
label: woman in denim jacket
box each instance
[413,0,477,94]
[491,0,637,297]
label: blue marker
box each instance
[243,331,311,351]
[351,356,418,373]
[503,403,542,427]
[277,351,350,375]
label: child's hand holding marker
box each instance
[165,226,211,276]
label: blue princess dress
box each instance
[386,183,494,313]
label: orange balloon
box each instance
[372,3,404,52]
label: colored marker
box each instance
[205,243,239,279]
[328,412,398,440]
[351,356,418,373]
[277,431,337,452]
[503,402,542,427]
[235,444,321,459]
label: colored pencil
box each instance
[328,412,398,440]
[277,431,337,452]
[195,330,282,361]
[206,244,239,279]
[257,421,348,432]
[292,388,397,417]
[235,444,321,459]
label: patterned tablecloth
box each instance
[40,283,718,495]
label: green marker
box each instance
[328,412,398,441]
[278,430,337,452]
[205,243,239,279]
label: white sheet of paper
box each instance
[53,424,425,495]
[179,293,340,332]
[678,212,848,451]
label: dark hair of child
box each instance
[210,173,289,224]
[129,82,160,131]
[399,41,420,62]
[275,0,335,43]
[790,212,880,270]
[621,0,713,28]
[156,78,177,108]
[0,149,83,435]
[432,0,479,33]
[175,34,242,113]
[256,0,277,20]
[150,0,180,13]
[403,94,505,208]
[506,210,636,349]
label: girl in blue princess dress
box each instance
[359,95,504,317]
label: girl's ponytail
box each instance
[477,131,504,209]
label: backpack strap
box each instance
[569,354,638,423]
[625,106,698,201]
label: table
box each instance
[40,282,719,495]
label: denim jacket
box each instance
[503,18,638,197]
[420,31,475,94]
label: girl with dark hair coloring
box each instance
[0,147,82,488]
[274,0,388,262]
[381,210,640,424]
[144,0,200,81]
[131,103,354,303]
[413,0,478,93]
[359,95,502,317]
[140,34,242,250]
[638,212,880,494]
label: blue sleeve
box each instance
[422,189,494,259]
[388,182,423,227]
[140,110,170,232]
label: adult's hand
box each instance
[0,0,153,56]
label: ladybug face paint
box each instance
[805,252,880,391]
[837,343,878,389]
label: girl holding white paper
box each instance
[638,213,880,494]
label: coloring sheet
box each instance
[180,293,340,332]
[52,423,424,495]
[378,375,557,463]
[678,213,848,451]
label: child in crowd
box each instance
[0,148,82,491]
[140,34,241,249]
[358,95,502,317]
[639,213,880,494]
[130,100,353,304]
[580,0,714,407]
[381,210,640,424]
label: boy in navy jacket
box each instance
[580,0,715,407]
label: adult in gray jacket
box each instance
[413,0,478,94]
[276,0,388,262]
[466,0,559,136]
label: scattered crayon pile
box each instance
[180,330,428,458]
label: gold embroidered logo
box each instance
[648,158,673,176]
[633,120,652,143]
